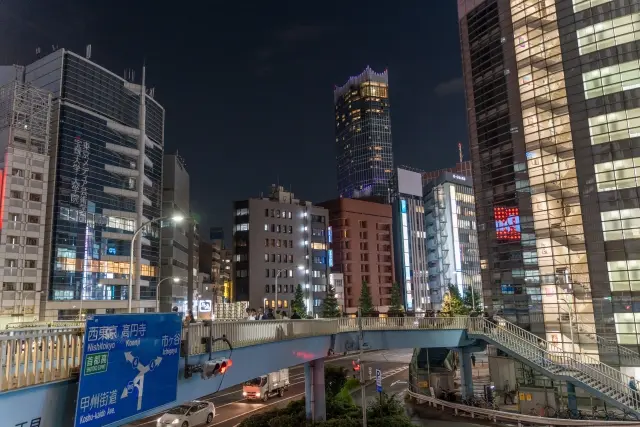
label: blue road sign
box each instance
[376,369,382,393]
[74,313,182,427]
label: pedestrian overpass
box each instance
[1,317,638,426]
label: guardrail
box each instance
[407,390,640,427]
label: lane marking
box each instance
[212,392,306,425]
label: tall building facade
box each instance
[459,0,640,371]
[319,198,394,314]
[422,161,473,184]
[22,50,164,319]
[424,172,481,310]
[334,67,394,200]
[233,185,329,316]
[0,76,52,327]
[161,153,198,313]
[391,168,428,313]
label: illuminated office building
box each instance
[334,66,394,200]
[458,0,640,370]
[21,50,164,319]
[424,172,481,310]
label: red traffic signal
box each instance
[352,359,360,372]
[201,358,233,379]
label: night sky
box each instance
[0,1,467,239]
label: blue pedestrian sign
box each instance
[74,313,182,427]
[376,369,382,393]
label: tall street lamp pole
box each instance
[156,277,182,312]
[129,214,184,313]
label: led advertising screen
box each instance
[494,206,521,241]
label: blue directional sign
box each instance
[74,313,182,427]
[376,369,382,393]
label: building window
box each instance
[25,260,36,268]
[236,269,247,278]
[310,242,326,250]
[589,108,640,146]
[288,211,292,219]
[276,210,280,218]
[11,168,23,177]
[265,238,269,247]
[26,237,38,246]
[265,208,269,217]
[2,282,15,290]
[30,172,42,181]
[10,190,22,199]
[235,208,249,216]
[264,253,269,262]
[27,215,40,224]
[265,269,270,277]
[265,285,270,293]
[359,220,367,228]
[29,193,41,202]
[577,13,640,56]
[277,239,281,247]
[23,283,35,291]
[264,224,269,231]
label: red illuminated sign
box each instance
[494,206,521,241]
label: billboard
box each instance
[74,313,182,427]
[494,206,521,241]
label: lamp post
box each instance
[156,277,182,313]
[128,214,184,313]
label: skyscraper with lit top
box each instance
[334,66,394,201]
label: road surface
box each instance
[126,349,412,427]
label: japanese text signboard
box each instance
[74,313,182,427]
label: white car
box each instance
[157,401,215,427]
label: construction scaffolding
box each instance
[0,80,53,154]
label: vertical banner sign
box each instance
[74,313,182,427]
[376,369,382,393]
[71,135,90,220]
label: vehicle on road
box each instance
[243,369,289,401]
[156,400,215,426]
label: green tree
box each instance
[358,280,374,316]
[387,282,404,317]
[322,284,341,318]
[324,365,347,397]
[441,285,468,316]
[292,284,307,316]
[462,286,482,314]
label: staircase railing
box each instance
[469,317,639,409]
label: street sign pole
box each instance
[375,368,383,413]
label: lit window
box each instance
[594,157,640,191]
[577,13,640,56]
[310,242,326,250]
[572,0,612,13]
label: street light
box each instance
[155,277,182,312]
[128,214,184,313]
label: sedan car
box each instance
[157,401,215,426]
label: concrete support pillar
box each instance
[304,359,326,421]
[458,347,474,400]
[567,382,577,415]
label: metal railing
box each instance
[407,390,640,427]
[469,318,639,411]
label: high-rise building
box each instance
[458,0,640,371]
[424,172,481,310]
[319,198,394,314]
[233,185,329,316]
[20,49,164,319]
[391,167,428,313]
[0,75,52,327]
[329,272,345,313]
[334,66,394,200]
[160,153,198,313]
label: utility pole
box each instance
[358,307,367,427]
[187,221,194,318]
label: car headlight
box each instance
[172,420,180,424]
[256,392,260,397]
[242,391,247,396]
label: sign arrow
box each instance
[154,357,162,367]
[121,387,129,399]
[124,352,134,363]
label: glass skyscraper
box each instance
[22,50,164,319]
[334,66,394,200]
[458,0,640,374]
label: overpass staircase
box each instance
[468,317,640,415]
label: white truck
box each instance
[242,369,289,401]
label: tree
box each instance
[463,286,482,314]
[387,282,404,317]
[292,284,307,316]
[322,284,341,318]
[441,285,468,316]
[359,280,374,316]
[324,365,347,397]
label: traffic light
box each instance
[352,359,360,372]
[201,358,233,379]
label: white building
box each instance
[0,77,52,328]
[329,273,344,313]
[424,172,481,310]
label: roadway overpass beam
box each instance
[304,359,326,421]
[457,347,474,400]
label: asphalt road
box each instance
[126,349,412,427]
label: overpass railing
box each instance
[0,316,470,391]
